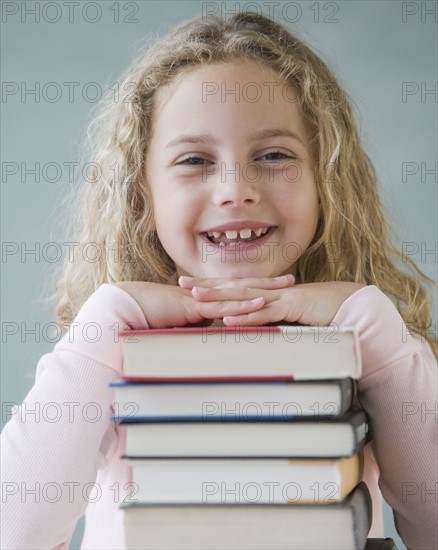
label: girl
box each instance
[2,11,436,550]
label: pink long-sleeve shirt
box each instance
[1,284,437,549]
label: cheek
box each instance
[153,193,199,242]
[279,190,319,237]
[302,202,320,237]
[279,187,318,217]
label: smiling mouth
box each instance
[201,226,275,246]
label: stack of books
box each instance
[111,325,381,549]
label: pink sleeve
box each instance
[0,284,148,549]
[332,285,438,550]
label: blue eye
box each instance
[178,156,209,166]
[260,151,294,161]
[177,152,295,166]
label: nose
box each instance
[212,161,261,208]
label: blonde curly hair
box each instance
[53,11,436,355]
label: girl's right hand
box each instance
[113,281,268,329]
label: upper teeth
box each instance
[207,227,269,239]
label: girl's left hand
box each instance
[179,276,365,326]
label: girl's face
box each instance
[146,60,319,279]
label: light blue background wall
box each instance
[2,1,437,548]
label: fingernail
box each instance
[179,276,191,283]
[250,297,264,304]
[274,274,294,281]
[192,286,208,293]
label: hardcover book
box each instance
[121,409,368,458]
[125,453,363,504]
[122,482,372,550]
[110,378,355,420]
[119,325,361,381]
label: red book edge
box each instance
[119,325,283,336]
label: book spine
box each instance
[349,482,372,550]
[349,410,369,448]
[338,378,355,417]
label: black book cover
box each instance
[365,539,397,550]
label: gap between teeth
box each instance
[207,228,269,240]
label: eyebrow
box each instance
[165,128,305,148]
